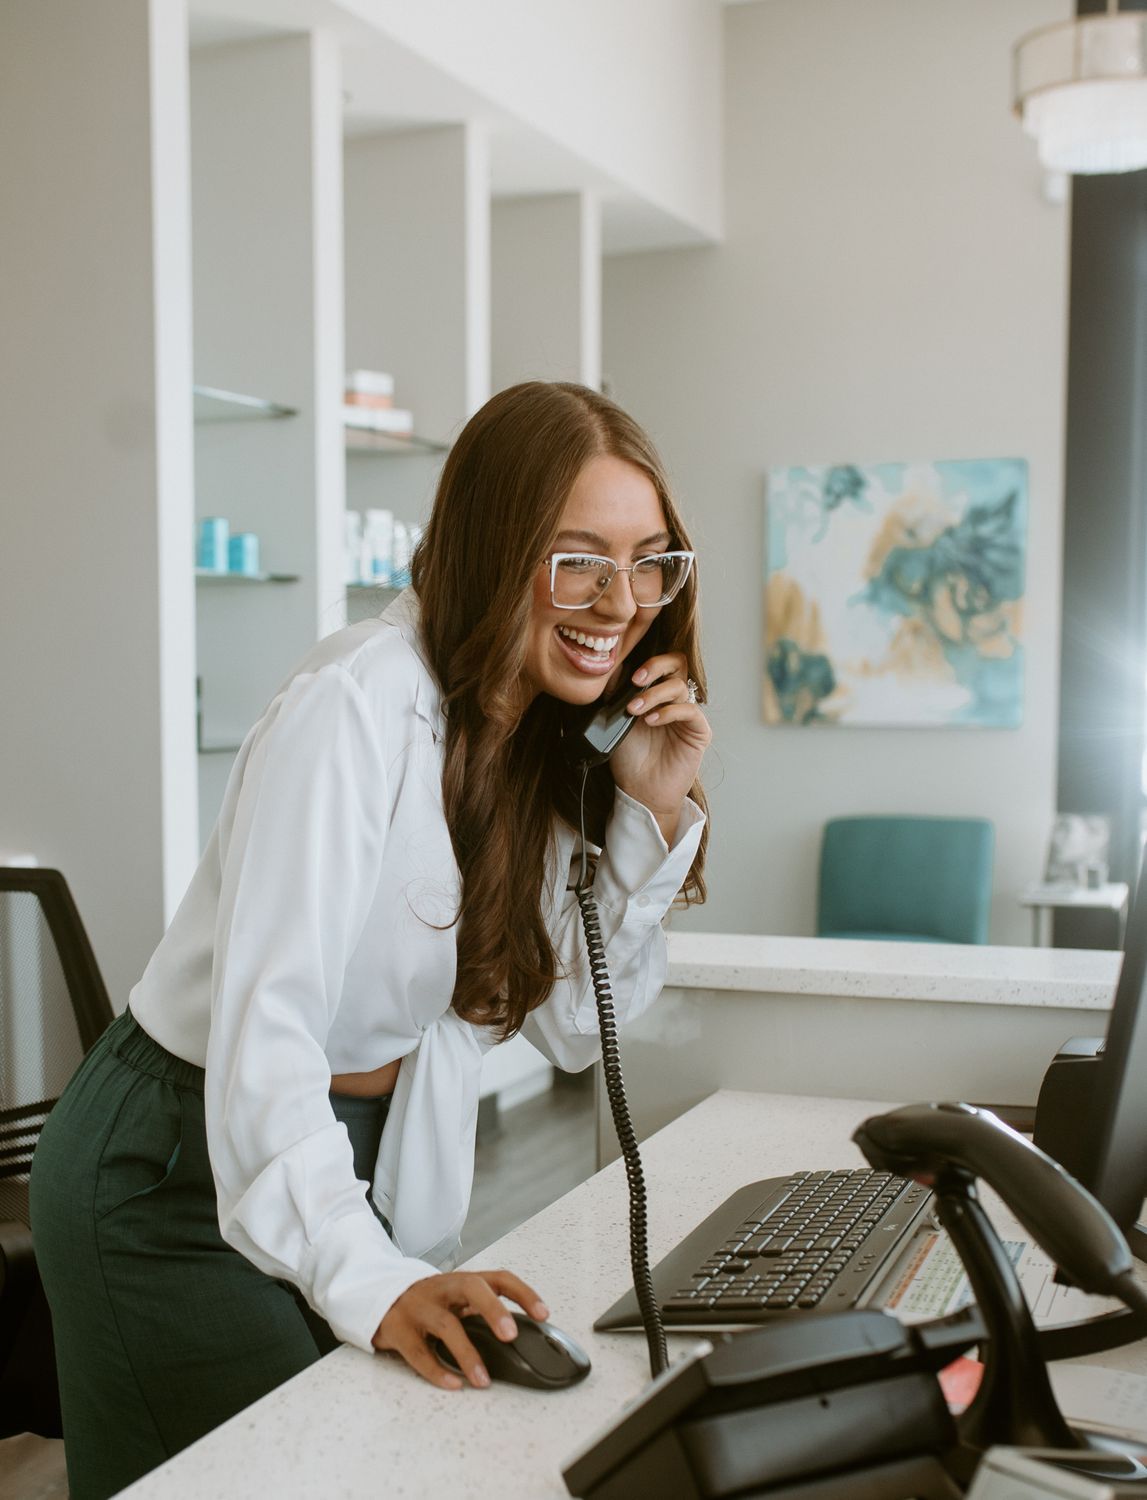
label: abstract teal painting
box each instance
[764,459,1027,727]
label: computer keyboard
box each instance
[595,1167,935,1333]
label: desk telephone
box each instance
[558,686,1147,1497]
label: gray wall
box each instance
[0,0,198,1009]
[603,0,1072,944]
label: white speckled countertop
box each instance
[115,1089,1145,1499]
[112,1091,898,1500]
[665,932,1122,1010]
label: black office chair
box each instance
[0,867,114,1438]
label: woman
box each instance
[31,381,710,1500]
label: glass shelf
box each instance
[195,569,300,584]
[197,740,242,756]
[344,427,448,456]
[193,385,297,422]
[346,581,402,592]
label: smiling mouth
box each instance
[555,624,621,673]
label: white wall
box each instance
[345,0,724,242]
[0,0,197,1009]
[603,0,1072,944]
[491,193,602,392]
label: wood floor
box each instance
[463,1068,597,1256]
[0,1434,68,1500]
[0,1075,597,1499]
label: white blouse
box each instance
[129,591,705,1352]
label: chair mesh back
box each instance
[0,889,86,1225]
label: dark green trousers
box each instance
[30,1008,391,1500]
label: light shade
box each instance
[1014,11,1147,174]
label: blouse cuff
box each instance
[590,786,707,924]
[305,1216,440,1351]
[593,790,705,919]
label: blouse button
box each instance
[635,894,652,909]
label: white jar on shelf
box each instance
[391,519,411,589]
[365,508,395,586]
[344,511,363,585]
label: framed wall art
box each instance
[763,458,1028,728]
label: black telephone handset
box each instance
[853,1103,1140,1303]
[854,1103,1147,1477]
[565,683,637,769]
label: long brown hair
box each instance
[412,382,708,1038]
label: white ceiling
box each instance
[187,0,714,252]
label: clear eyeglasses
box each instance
[547,550,695,610]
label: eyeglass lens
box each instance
[552,554,690,608]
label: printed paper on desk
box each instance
[1048,1366,1147,1443]
[1015,1241,1126,1329]
[879,1231,1021,1324]
[877,1231,1124,1329]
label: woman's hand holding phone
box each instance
[608,650,710,845]
[373,1269,550,1390]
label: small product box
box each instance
[345,368,395,401]
[342,403,415,436]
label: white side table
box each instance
[1019,881,1130,947]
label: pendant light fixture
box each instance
[1014,1,1147,174]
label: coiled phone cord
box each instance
[574,765,669,1379]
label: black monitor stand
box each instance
[1029,845,1147,1362]
[1035,1038,1147,1261]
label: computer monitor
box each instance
[1033,843,1147,1262]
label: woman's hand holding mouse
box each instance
[609,650,710,845]
[373,1269,550,1390]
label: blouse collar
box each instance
[381,589,445,742]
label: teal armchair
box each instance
[816,815,995,944]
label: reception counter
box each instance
[596,933,1121,1163]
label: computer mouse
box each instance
[430,1311,591,1390]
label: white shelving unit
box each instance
[190,32,345,852]
[187,53,604,1115]
[195,569,300,584]
[193,384,298,423]
[1,0,727,1075]
[344,426,448,456]
[192,383,302,799]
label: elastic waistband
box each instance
[108,1010,394,1118]
[109,1008,207,1094]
